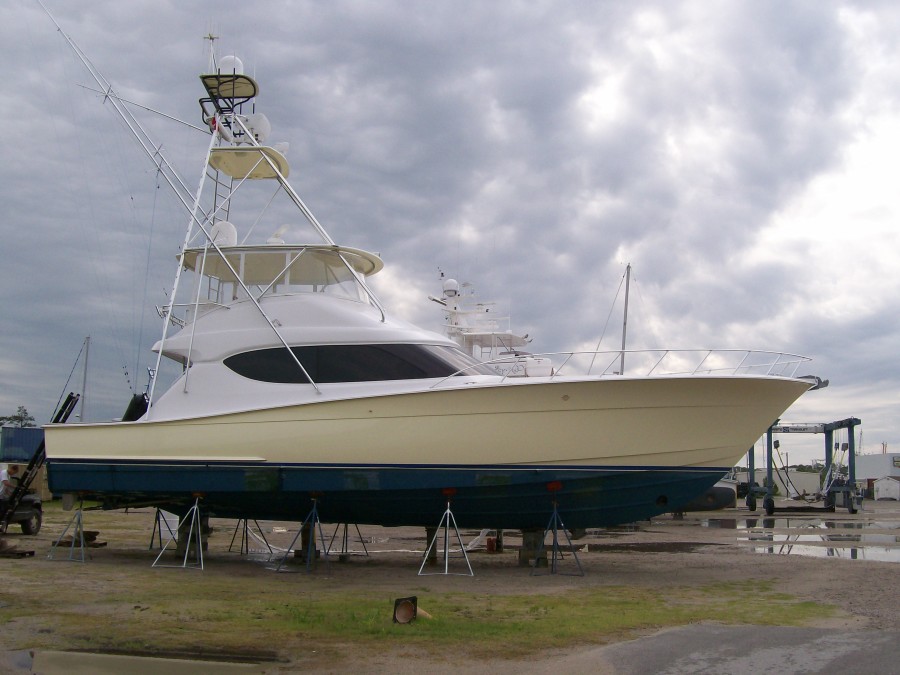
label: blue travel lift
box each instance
[745,417,862,516]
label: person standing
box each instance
[0,465,19,500]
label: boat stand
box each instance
[418,501,474,576]
[276,499,330,573]
[48,500,87,563]
[326,523,369,559]
[149,508,179,550]
[229,518,273,557]
[531,501,584,577]
[152,497,204,570]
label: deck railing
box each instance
[432,349,812,388]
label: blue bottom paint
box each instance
[47,460,728,529]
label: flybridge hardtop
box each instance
[43,47,819,530]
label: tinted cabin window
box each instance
[224,344,495,383]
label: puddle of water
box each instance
[703,512,900,562]
[27,650,272,674]
[746,544,900,562]
[739,533,899,544]
[704,518,900,530]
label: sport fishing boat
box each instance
[430,274,553,377]
[44,48,819,530]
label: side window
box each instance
[225,348,311,383]
[224,344,492,383]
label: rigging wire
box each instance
[135,170,162,392]
[52,339,87,419]
[88,95,145,393]
[629,269,661,352]
[592,268,627,352]
[56,39,134,394]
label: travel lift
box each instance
[745,417,862,516]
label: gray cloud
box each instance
[3,0,898,461]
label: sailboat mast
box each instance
[79,336,90,422]
[619,263,631,375]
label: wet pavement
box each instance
[591,625,900,675]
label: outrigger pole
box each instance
[41,2,387,406]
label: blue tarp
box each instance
[0,426,44,462]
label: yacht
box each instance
[44,52,818,529]
[430,275,553,377]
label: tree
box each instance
[0,406,36,428]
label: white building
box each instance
[855,454,900,481]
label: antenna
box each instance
[205,31,219,72]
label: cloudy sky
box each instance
[3,0,898,465]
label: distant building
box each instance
[855,454,900,481]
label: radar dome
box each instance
[210,221,237,247]
[442,278,460,297]
[246,113,271,143]
[218,55,244,75]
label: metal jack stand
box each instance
[326,523,369,559]
[276,498,330,573]
[149,508,179,550]
[419,500,474,576]
[531,500,584,576]
[152,497,204,570]
[229,519,273,557]
[48,500,87,562]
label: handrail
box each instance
[429,349,811,389]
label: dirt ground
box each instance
[1,498,898,673]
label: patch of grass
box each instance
[239,584,838,655]
[2,577,837,657]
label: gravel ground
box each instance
[1,498,898,673]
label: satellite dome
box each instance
[218,55,243,75]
